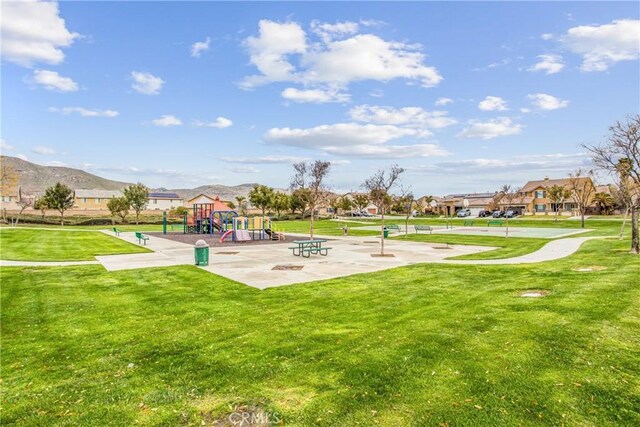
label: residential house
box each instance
[147,192,183,210]
[436,192,497,216]
[517,177,597,215]
[186,194,234,211]
[74,189,122,210]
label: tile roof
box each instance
[75,189,122,198]
[148,192,181,199]
[520,177,591,192]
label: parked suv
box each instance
[457,209,471,217]
[360,211,373,217]
[491,210,505,218]
[505,209,519,218]
[478,210,492,218]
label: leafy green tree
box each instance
[352,194,369,213]
[123,183,149,224]
[175,206,190,216]
[547,184,572,222]
[593,191,614,215]
[270,192,291,219]
[235,196,247,215]
[339,196,353,213]
[227,201,236,210]
[107,196,130,223]
[290,189,308,215]
[43,182,75,225]
[33,197,49,220]
[249,185,275,216]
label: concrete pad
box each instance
[97,232,494,289]
[350,224,591,239]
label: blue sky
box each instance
[1,1,639,195]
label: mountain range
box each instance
[1,156,269,200]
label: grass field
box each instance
[1,220,639,426]
[0,228,150,261]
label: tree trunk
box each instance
[135,211,140,225]
[309,205,315,240]
[581,208,585,228]
[505,217,509,238]
[60,209,64,226]
[620,207,629,240]
[380,211,385,256]
[631,206,639,255]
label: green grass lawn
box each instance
[0,228,150,261]
[2,238,639,426]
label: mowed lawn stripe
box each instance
[0,228,150,261]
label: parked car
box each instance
[505,209,519,218]
[478,210,492,218]
[360,211,373,217]
[457,209,471,217]
[492,210,505,218]
[350,211,362,217]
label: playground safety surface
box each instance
[146,232,302,247]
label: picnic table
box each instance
[289,239,332,258]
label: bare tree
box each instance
[568,169,596,229]
[290,161,331,239]
[583,115,640,253]
[14,188,33,225]
[498,185,518,238]
[363,165,405,255]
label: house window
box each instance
[96,198,101,203]
[535,204,546,212]
[535,190,546,198]
[565,203,577,210]
[82,198,87,203]
[153,199,157,204]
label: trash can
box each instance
[383,227,389,238]
[194,239,209,266]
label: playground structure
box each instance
[162,203,283,242]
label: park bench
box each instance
[135,232,149,245]
[386,224,401,231]
[487,220,503,227]
[463,220,475,226]
[414,225,433,234]
[289,239,330,257]
[112,227,122,236]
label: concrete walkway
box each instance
[441,236,602,265]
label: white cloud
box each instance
[1,139,14,151]
[221,155,308,164]
[264,122,447,159]
[561,19,640,71]
[349,105,457,129]
[527,93,569,110]
[32,145,55,155]
[240,20,442,92]
[241,20,307,88]
[457,117,523,140]
[310,20,359,43]
[191,37,211,57]
[131,71,164,95]
[193,117,233,128]
[323,143,447,159]
[265,123,430,148]
[0,0,79,67]
[44,160,66,167]
[520,108,532,114]
[281,87,350,103]
[541,33,554,41]
[478,96,508,111]
[152,115,182,127]
[49,107,119,117]
[435,97,453,106]
[528,54,565,75]
[16,154,29,161]
[32,69,78,92]
[230,166,260,174]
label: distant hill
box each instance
[1,156,131,194]
[1,156,277,200]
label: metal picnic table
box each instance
[289,239,331,257]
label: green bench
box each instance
[414,225,433,234]
[135,232,149,245]
[487,220,503,227]
[463,220,475,226]
[386,224,401,231]
[112,227,122,236]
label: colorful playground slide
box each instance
[219,230,234,243]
